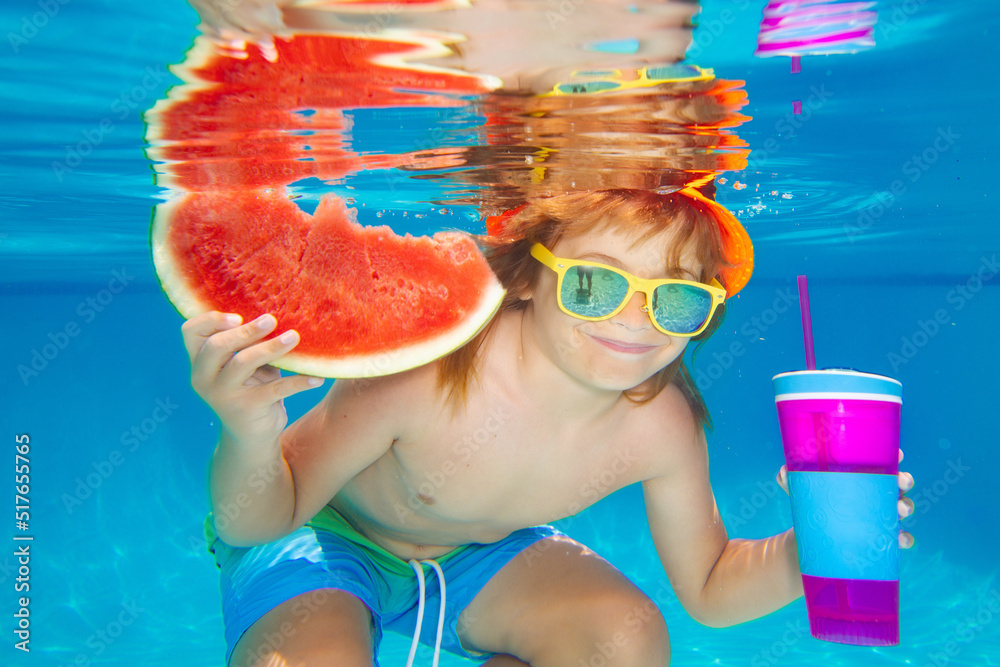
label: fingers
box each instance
[181,310,243,365]
[898,495,914,519]
[898,470,914,493]
[197,0,289,63]
[260,369,326,404]
[896,450,915,548]
[186,312,321,393]
[776,465,789,494]
[215,318,300,386]
[189,312,275,385]
[211,30,279,62]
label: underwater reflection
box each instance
[146,10,751,212]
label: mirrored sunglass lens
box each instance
[561,266,629,317]
[555,80,620,94]
[572,69,621,78]
[645,64,701,81]
[651,283,713,334]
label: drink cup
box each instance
[772,369,902,646]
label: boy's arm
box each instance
[186,311,403,548]
[209,376,401,546]
[640,389,802,627]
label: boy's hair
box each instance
[439,188,737,430]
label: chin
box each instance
[577,356,666,392]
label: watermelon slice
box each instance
[151,190,505,378]
[144,33,499,190]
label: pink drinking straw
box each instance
[799,275,830,468]
[798,274,848,611]
[797,275,816,370]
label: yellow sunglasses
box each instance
[542,64,715,97]
[530,243,726,337]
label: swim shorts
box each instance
[207,507,562,666]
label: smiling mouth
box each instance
[587,334,660,354]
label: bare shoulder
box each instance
[313,361,444,431]
[280,361,446,529]
[629,382,708,481]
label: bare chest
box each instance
[340,397,654,542]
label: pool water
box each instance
[2,1,999,666]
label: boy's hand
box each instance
[182,311,323,446]
[188,0,291,62]
[776,449,915,549]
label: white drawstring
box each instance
[405,559,447,667]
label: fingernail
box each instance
[279,331,297,344]
[307,377,323,386]
[226,314,242,325]
[257,314,275,329]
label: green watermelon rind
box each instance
[150,196,506,379]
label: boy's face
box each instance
[528,224,701,392]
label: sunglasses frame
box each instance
[530,243,726,337]
[544,64,715,97]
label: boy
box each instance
[185,186,914,666]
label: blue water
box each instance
[2,1,999,665]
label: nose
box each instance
[612,292,651,330]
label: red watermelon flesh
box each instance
[146,32,504,375]
[151,190,505,378]
[146,34,496,190]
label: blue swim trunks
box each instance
[208,507,561,666]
